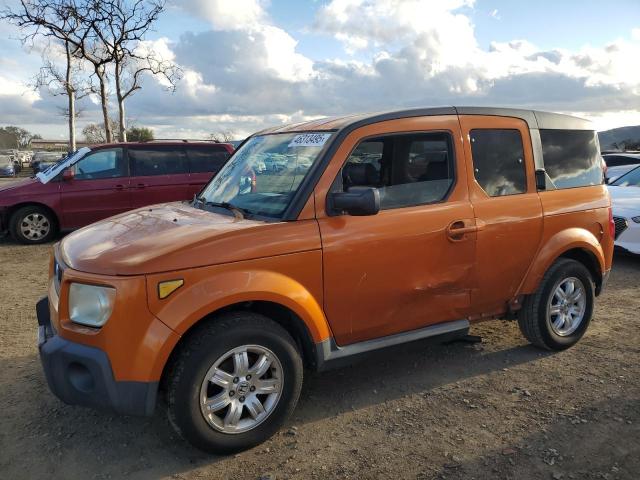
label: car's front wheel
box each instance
[9,205,57,244]
[518,258,595,350]
[167,312,303,454]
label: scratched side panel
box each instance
[314,115,475,346]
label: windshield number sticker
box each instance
[288,133,331,148]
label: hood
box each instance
[60,202,320,275]
[0,177,38,193]
[608,186,640,217]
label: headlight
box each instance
[68,283,116,327]
[632,216,640,224]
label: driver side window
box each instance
[341,132,455,210]
[73,148,125,180]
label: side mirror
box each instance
[328,187,380,216]
[535,169,546,191]
[62,168,75,181]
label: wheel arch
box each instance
[7,201,60,230]
[519,228,606,297]
[158,300,320,394]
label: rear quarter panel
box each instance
[520,185,613,294]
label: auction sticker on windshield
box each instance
[288,133,332,148]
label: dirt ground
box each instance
[0,226,638,479]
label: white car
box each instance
[608,166,640,255]
[607,163,639,183]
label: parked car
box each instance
[602,153,640,181]
[36,107,613,454]
[0,155,16,177]
[0,141,234,244]
[20,151,33,167]
[608,165,640,255]
[0,149,22,174]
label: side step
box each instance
[315,319,470,370]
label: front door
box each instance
[316,116,477,346]
[60,147,131,228]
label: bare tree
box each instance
[92,0,180,142]
[1,1,95,150]
[208,131,236,143]
[33,40,90,151]
[2,1,118,142]
[82,118,119,143]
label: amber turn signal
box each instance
[158,279,184,299]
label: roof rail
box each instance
[141,138,221,143]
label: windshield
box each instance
[39,152,73,174]
[197,132,332,218]
[36,147,91,184]
[611,165,640,187]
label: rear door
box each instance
[60,147,131,228]
[129,146,191,208]
[458,115,543,317]
[185,145,232,197]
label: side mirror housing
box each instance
[328,187,380,216]
[62,168,75,181]
[535,169,547,191]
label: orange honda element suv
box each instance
[37,107,613,453]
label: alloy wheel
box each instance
[199,345,283,434]
[547,276,587,336]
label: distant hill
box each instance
[598,125,640,151]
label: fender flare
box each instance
[147,269,332,344]
[519,227,605,295]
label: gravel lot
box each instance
[0,194,638,479]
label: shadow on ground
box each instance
[0,332,550,479]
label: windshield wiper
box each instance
[204,201,249,219]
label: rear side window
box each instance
[470,129,527,196]
[603,155,639,167]
[342,132,455,210]
[541,130,602,189]
[130,148,188,176]
[187,147,231,173]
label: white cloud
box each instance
[180,0,267,31]
[314,0,476,59]
[2,0,639,139]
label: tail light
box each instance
[608,207,615,238]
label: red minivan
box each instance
[0,141,234,244]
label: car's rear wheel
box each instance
[518,258,595,350]
[9,206,57,244]
[166,312,303,454]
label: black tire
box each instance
[9,205,57,244]
[166,312,303,454]
[518,258,595,350]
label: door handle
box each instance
[447,220,482,241]
[115,184,126,190]
[135,183,147,189]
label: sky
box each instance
[0,0,639,140]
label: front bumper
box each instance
[36,296,158,416]
[615,218,640,255]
